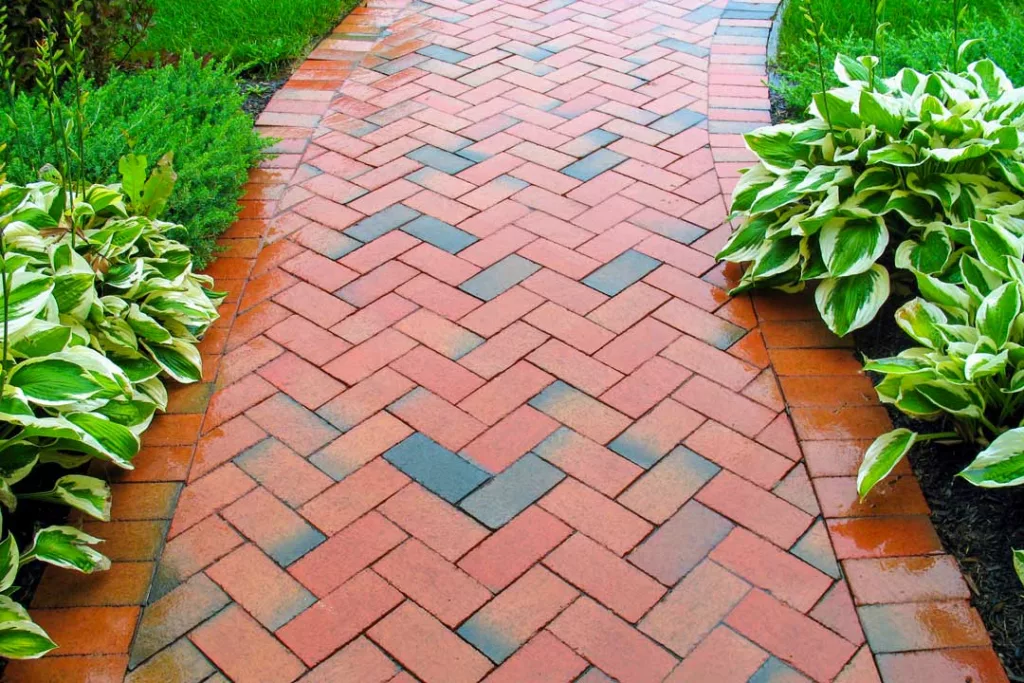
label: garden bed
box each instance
[855,300,1024,678]
[761,0,1024,673]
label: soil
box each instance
[855,297,1024,680]
[240,75,289,117]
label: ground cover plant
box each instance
[0,6,221,658]
[0,53,266,268]
[139,0,363,73]
[718,52,1024,337]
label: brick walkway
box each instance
[8,0,1010,680]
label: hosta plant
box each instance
[856,238,1024,497]
[0,155,221,658]
[718,52,1024,336]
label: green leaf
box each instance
[965,351,1008,380]
[867,143,921,166]
[742,124,817,173]
[834,53,870,85]
[20,475,111,521]
[959,428,1024,487]
[858,429,917,499]
[0,614,58,660]
[970,218,1023,276]
[895,228,952,274]
[750,171,810,213]
[819,216,888,277]
[1014,549,1024,588]
[895,299,947,349]
[24,526,110,573]
[917,382,984,418]
[884,191,933,225]
[977,282,1021,347]
[118,154,147,210]
[862,357,928,374]
[139,153,177,219]
[8,358,106,406]
[0,269,55,341]
[142,339,203,384]
[854,166,900,194]
[64,413,140,468]
[859,90,904,136]
[814,265,890,336]
[0,536,18,593]
[717,214,771,263]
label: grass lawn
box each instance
[773,0,1024,115]
[139,0,363,72]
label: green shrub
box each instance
[0,54,266,267]
[718,54,1024,336]
[0,156,222,658]
[139,0,361,72]
[773,0,1024,116]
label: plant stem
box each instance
[917,431,960,441]
[0,228,10,398]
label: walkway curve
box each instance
[10,0,1006,680]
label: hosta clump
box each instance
[857,243,1024,495]
[0,156,221,658]
[718,53,1024,336]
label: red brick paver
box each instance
[10,0,1007,680]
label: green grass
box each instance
[139,0,362,72]
[773,0,1024,116]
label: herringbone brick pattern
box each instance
[7,0,1007,680]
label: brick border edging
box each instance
[5,3,413,679]
[707,3,1008,679]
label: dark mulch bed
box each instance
[854,297,1024,680]
[240,75,289,117]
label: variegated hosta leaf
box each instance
[0,535,18,593]
[883,191,934,225]
[7,346,132,409]
[969,218,1023,276]
[862,356,929,374]
[959,428,1024,487]
[717,214,772,263]
[63,412,141,468]
[749,170,810,214]
[854,167,900,195]
[814,265,890,336]
[19,475,112,521]
[858,429,917,499]
[811,88,862,129]
[819,216,888,277]
[23,526,110,573]
[867,143,921,166]
[834,53,870,85]
[961,255,1003,302]
[917,381,984,418]
[895,228,952,274]
[913,273,972,314]
[977,282,1021,347]
[142,338,203,384]
[895,299,948,349]
[0,267,55,342]
[858,90,905,137]
[0,596,57,660]
[742,124,818,174]
[965,351,1009,381]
